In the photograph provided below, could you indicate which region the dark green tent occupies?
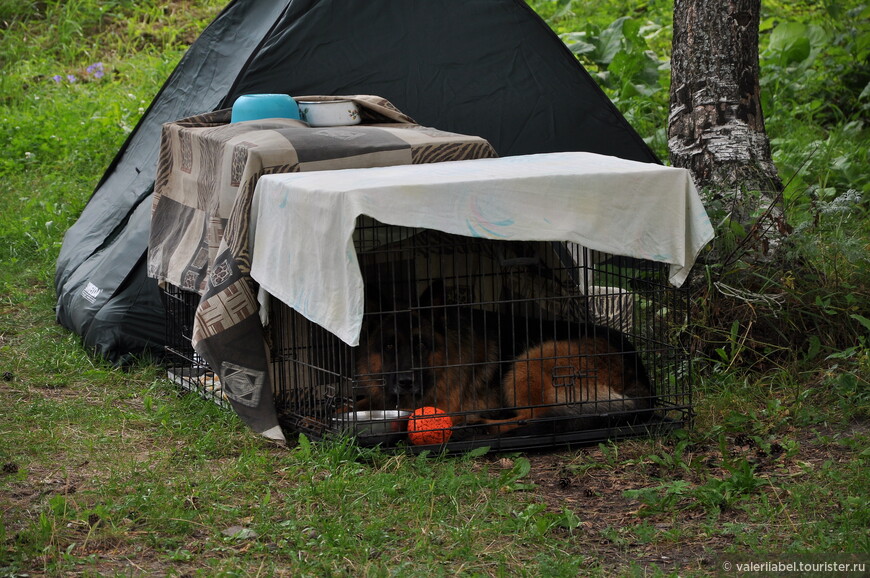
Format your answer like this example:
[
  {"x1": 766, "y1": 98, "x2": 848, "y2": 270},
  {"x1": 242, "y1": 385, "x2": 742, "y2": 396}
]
[{"x1": 55, "y1": 0, "x2": 658, "y2": 364}]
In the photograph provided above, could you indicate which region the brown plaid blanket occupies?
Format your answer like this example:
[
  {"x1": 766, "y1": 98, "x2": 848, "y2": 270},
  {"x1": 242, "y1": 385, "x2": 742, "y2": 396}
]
[{"x1": 148, "y1": 95, "x2": 498, "y2": 441}]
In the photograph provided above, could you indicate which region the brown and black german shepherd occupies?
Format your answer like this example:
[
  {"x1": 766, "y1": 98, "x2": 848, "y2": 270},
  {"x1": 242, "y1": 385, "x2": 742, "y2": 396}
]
[
  {"x1": 353, "y1": 309, "x2": 501, "y2": 426},
  {"x1": 479, "y1": 331, "x2": 654, "y2": 435},
  {"x1": 353, "y1": 276, "x2": 653, "y2": 437}
]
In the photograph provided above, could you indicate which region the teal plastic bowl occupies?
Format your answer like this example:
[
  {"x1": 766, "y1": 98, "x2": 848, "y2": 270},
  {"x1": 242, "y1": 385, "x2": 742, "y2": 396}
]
[{"x1": 231, "y1": 94, "x2": 300, "y2": 123}]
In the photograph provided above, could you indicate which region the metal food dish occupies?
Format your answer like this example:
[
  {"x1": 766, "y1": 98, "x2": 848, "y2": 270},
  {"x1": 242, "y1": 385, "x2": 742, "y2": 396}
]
[{"x1": 330, "y1": 410, "x2": 411, "y2": 446}]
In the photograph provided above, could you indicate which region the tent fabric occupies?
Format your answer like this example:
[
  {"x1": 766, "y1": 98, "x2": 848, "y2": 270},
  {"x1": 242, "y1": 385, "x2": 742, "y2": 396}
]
[
  {"x1": 54, "y1": 0, "x2": 294, "y2": 363},
  {"x1": 55, "y1": 0, "x2": 659, "y2": 364}
]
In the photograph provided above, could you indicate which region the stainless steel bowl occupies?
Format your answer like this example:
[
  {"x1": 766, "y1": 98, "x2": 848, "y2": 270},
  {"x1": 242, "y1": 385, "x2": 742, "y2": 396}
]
[{"x1": 330, "y1": 410, "x2": 411, "y2": 446}]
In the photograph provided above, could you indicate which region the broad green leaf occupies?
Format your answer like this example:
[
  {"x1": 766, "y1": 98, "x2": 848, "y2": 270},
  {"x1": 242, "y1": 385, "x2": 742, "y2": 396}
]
[
  {"x1": 593, "y1": 16, "x2": 629, "y2": 66},
  {"x1": 851, "y1": 314, "x2": 870, "y2": 333},
  {"x1": 768, "y1": 22, "x2": 812, "y2": 65},
  {"x1": 766, "y1": 21, "x2": 829, "y2": 67},
  {"x1": 560, "y1": 32, "x2": 596, "y2": 56}
]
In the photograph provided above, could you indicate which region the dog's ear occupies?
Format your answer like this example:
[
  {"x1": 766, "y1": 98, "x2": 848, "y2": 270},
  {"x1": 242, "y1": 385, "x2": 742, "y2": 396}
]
[
  {"x1": 362, "y1": 278, "x2": 385, "y2": 316},
  {"x1": 416, "y1": 280, "x2": 450, "y2": 332},
  {"x1": 417, "y1": 279, "x2": 446, "y2": 309}
]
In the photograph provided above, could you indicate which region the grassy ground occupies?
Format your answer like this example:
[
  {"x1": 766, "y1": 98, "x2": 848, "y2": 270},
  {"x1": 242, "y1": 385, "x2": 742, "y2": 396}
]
[{"x1": 1, "y1": 1, "x2": 868, "y2": 576}]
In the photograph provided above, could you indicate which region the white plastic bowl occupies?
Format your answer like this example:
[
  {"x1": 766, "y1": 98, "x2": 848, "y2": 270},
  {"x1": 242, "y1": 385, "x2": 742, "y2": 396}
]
[{"x1": 298, "y1": 100, "x2": 361, "y2": 127}]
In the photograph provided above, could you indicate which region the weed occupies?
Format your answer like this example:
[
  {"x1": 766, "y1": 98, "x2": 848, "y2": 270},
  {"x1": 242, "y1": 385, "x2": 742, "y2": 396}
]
[
  {"x1": 643, "y1": 435, "x2": 695, "y2": 475},
  {"x1": 626, "y1": 455, "x2": 768, "y2": 516}
]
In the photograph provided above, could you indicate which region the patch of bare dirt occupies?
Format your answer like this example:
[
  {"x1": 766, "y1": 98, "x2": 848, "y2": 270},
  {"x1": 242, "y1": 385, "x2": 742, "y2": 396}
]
[{"x1": 482, "y1": 420, "x2": 867, "y2": 574}]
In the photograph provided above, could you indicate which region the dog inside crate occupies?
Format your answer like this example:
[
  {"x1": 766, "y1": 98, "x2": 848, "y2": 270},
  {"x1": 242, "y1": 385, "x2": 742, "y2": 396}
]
[{"x1": 343, "y1": 222, "x2": 664, "y2": 444}]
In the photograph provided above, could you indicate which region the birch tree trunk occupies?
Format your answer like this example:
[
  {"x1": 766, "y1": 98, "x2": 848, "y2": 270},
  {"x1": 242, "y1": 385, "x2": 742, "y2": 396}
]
[{"x1": 669, "y1": 0, "x2": 785, "y2": 251}]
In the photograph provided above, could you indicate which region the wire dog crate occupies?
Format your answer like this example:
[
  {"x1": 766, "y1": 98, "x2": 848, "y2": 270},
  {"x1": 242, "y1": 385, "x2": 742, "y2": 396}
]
[
  {"x1": 267, "y1": 217, "x2": 693, "y2": 452},
  {"x1": 161, "y1": 284, "x2": 228, "y2": 408},
  {"x1": 161, "y1": 217, "x2": 693, "y2": 451}
]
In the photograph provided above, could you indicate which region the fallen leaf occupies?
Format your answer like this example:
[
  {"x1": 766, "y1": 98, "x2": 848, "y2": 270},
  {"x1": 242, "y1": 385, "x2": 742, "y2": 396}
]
[{"x1": 222, "y1": 525, "x2": 257, "y2": 539}]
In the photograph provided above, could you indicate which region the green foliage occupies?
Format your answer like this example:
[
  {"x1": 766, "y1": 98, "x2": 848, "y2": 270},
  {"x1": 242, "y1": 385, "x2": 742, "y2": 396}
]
[
  {"x1": 760, "y1": 3, "x2": 870, "y2": 232},
  {"x1": 761, "y1": 4, "x2": 870, "y2": 126},
  {"x1": 558, "y1": 13, "x2": 671, "y2": 159},
  {"x1": 683, "y1": 0, "x2": 869, "y2": 389}
]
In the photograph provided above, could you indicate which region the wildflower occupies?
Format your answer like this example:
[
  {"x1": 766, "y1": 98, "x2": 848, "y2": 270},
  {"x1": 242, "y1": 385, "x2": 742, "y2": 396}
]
[
  {"x1": 24, "y1": 152, "x2": 32, "y2": 159},
  {"x1": 52, "y1": 75, "x2": 63, "y2": 83},
  {"x1": 67, "y1": 74, "x2": 77, "y2": 83},
  {"x1": 86, "y1": 62, "x2": 105, "y2": 79}
]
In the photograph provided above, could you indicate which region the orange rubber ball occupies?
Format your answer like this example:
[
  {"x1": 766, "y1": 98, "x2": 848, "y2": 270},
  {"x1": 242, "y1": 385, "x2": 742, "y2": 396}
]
[{"x1": 407, "y1": 406, "x2": 453, "y2": 445}]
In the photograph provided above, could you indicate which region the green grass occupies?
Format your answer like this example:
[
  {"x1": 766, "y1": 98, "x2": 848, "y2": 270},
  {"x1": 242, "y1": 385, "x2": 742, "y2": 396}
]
[{"x1": 1, "y1": 0, "x2": 869, "y2": 576}]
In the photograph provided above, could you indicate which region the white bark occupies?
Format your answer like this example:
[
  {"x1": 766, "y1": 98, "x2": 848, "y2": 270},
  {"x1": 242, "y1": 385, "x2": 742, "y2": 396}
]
[{"x1": 669, "y1": 0, "x2": 784, "y2": 240}]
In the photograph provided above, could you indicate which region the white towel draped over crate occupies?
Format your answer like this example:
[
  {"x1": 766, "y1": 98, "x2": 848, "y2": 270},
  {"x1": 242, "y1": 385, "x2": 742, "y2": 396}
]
[{"x1": 249, "y1": 151, "x2": 714, "y2": 346}]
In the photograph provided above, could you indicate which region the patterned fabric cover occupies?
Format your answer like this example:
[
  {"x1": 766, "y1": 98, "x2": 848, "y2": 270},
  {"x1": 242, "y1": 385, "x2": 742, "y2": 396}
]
[{"x1": 148, "y1": 95, "x2": 498, "y2": 441}]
